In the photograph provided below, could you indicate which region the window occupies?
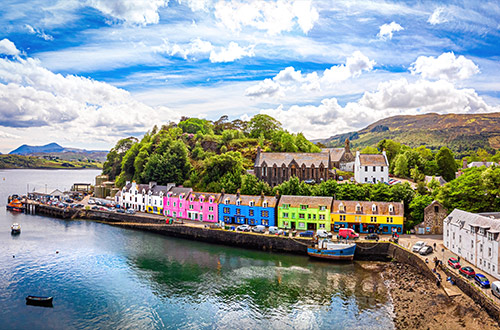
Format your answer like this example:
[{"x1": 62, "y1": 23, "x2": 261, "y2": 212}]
[
  {"x1": 356, "y1": 204, "x2": 361, "y2": 212},
  {"x1": 308, "y1": 214, "x2": 311, "y2": 219},
  {"x1": 319, "y1": 206, "x2": 326, "y2": 211},
  {"x1": 249, "y1": 210, "x2": 254, "y2": 216},
  {"x1": 480, "y1": 244, "x2": 483, "y2": 252},
  {"x1": 364, "y1": 177, "x2": 368, "y2": 182},
  {"x1": 312, "y1": 214, "x2": 316, "y2": 220},
  {"x1": 434, "y1": 205, "x2": 439, "y2": 213},
  {"x1": 225, "y1": 198, "x2": 229, "y2": 204},
  {"x1": 209, "y1": 206, "x2": 213, "y2": 211},
  {"x1": 263, "y1": 167, "x2": 267, "y2": 176},
  {"x1": 453, "y1": 232, "x2": 455, "y2": 240},
  {"x1": 320, "y1": 214, "x2": 325, "y2": 220},
  {"x1": 282, "y1": 204, "x2": 289, "y2": 209},
  {"x1": 388, "y1": 204, "x2": 394, "y2": 213},
  {"x1": 236, "y1": 199, "x2": 241, "y2": 206},
  {"x1": 283, "y1": 212, "x2": 289, "y2": 218},
  {"x1": 261, "y1": 210, "x2": 269, "y2": 217},
  {"x1": 319, "y1": 224, "x2": 325, "y2": 229},
  {"x1": 489, "y1": 247, "x2": 492, "y2": 257},
  {"x1": 173, "y1": 202, "x2": 176, "y2": 207},
  {"x1": 372, "y1": 204, "x2": 377, "y2": 212},
  {"x1": 365, "y1": 166, "x2": 368, "y2": 172},
  {"x1": 373, "y1": 166, "x2": 376, "y2": 171},
  {"x1": 208, "y1": 215, "x2": 214, "y2": 221},
  {"x1": 179, "y1": 212, "x2": 182, "y2": 217},
  {"x1": 299, "y1": 213, "x2": 305, "y2": 219},
  {"x1": 223, "y1": 207, "x2": 230, "y2": 214},
  {"x1": 167, "y1": 201, "x2": 170, "y2": 206},
  {"x1": 263, "y1": 202, "x2": 268, "y2": 208},
  {"x1": 262, "y1": 219, "x2": 268, "y2": 226},
  {"x1": 173, "y1": 211, "x2": 176, "y2": 217},
  {"x1": 249, "y1": 201, "x2": 254, "y2": 207},
  {"x1": 338, "y1": 203, "x2": 344, "y2": 212},
  {"x1": 236, "y1": 208, "x2": 241, "y2": 215},
  {"x1": 224, "y1": 216, "x2": 230, "y2": 221},
  {"x1": 292, "y1": 213, "x2": 296, "y2": 219},
  {"x1": 471, "y1": 240, "x2": 474, "y2": 248},
  {"x1": 380, "y1": 166, "x2": 384, "y2": 172},
  {"x1": 189, "y1": 205, "x2": 194, "y2": 210},
  {"x1": 459, "y1": 235, "x2": 461, "y2": 243},
  {"x1": 447, "y1": 230, "x2": 449, "y2": 237},
  {"x1": 200, "y1": 214, "x2": 203, "y2": 221},
  {"x1": 299, "y1": 222, "x2": 305, "y2": 229},
  {"x1": 370, "y1": 216, "x2": 377, "y2": 223},
  {"x1": 300, "y1": 205, "x2": 308, "y2": 210}
]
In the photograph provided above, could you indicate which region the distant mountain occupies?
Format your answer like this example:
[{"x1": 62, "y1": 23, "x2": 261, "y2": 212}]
[
  {"x1": 315, "y1": 112, "x2": 500, "y2": 154},
  {"x1": 9, "y1": 143, "x2": 108, "y2": 162}
]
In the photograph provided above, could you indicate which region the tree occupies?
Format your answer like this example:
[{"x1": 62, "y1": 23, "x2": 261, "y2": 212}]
[
  {"x1": 197, "y1": 151, "x2": 245, "y2": 193},
  {"x1": 435, "y1": 147, "x2": 457, "y2": 182},
  {"x1": 142, "y1": 140, "x2": 191, "y2": 185},
  {"x1": 240, "y1": 174, "x2": 272, "y2": 195},
  {"x1": 248, "y1": 114, "x2": 282, "y2": 139},
  {"x1": 409, "y1": 194, "x2": 433, "y2": 228},
  {"x1": 178, "y1": 118, "x2": 213, "y2": 135},
  {"x1": 393, "y1": 154, "x2": 409, "y2": 177},
  {"x1": 102, "y1": 137, "x2": 138, "y2": 180},
  {"x1": 360, "y1": 146, "x2": 379, "y2": 154},
  {"x1": 377, "y1": 139, "x2": 401, "y2": 165}
]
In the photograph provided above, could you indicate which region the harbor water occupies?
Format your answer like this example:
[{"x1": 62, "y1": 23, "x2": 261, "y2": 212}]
[{"x1": 0, "y1": 169, "x2": 395, "y2": 329}]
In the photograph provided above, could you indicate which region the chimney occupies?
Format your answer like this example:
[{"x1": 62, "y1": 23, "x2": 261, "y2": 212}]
[
  {"x1": 149, "y1": 181, "x2": 157, "y2": 189},
  {"x1": 344, "y1": 138, "x2": 350, "y2": 153},
  {"x1": 220, "y1": 188, "x2": 225, "y2": 198},
  {"x1": 463, "y1": 158, "x2": 468, "y2": 169},
  {"x1": 275, "y1": 189, "x2": 280, "y2": 200},
  {"x1": 236, "y1": 189, "x2": 240, "y2": 198}
]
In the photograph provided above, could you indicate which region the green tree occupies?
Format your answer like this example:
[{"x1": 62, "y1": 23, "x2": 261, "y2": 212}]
[
  {"x1": 198, "y1": 151, "x2": 245, "y2": 193},
  {"x1": 360, "y1": 146, "x2": 379, "y2": 154},
  {"x1": 435, "y1": 147, "x2": 457, "y2": 181},
  {"x1": 248, "y1": 114, "x2": 282, "y2": 139},
  {"x1": 393, "y1": 154, "x2": 409, "y2": 177},
  {"x1": 377, "y1": 139, "x2": 401, "y2": 166},
  {"x1": 409, "y1": 194, "x2": 433, "y2": 228},
  {"x1": 178, "y1": 118, "x2": 213, "y2": 135},
  {"x1": 102, "y1": 137, "x2": 138, "y2": 180},
  {"x1": 240, "y1": 174, "x2": 272, "y2": 195}
]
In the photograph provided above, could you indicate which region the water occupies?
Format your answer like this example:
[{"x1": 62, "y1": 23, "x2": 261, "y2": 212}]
[{"x1": 0, "y1": 169, "x2": 394, "y2": 329}]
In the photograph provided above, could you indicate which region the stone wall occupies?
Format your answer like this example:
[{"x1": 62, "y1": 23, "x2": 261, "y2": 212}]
[{"x1": 421, "y1": 201, "x2": 448, "y2": 235}]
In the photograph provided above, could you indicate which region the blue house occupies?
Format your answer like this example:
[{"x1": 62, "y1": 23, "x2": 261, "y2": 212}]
[{"x1": 218, "y1": 192, "x2": 278, "y2": 227}]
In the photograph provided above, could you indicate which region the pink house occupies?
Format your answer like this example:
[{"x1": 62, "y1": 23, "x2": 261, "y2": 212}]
[
  {"x1": 185, "y1": 192, "x2": 221, "y2": 223},
  {"x1": 163, "y1": 187, "x2": 193, "y2": 219}
]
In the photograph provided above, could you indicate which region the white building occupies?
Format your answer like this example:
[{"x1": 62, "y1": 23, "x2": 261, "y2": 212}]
[
  {"x1": 354, "y1": 151, "x2": 389, "y2": 184},
  {"x1": 444, "y1": 209, "x2": 500, "y2": 278},
  {"x1": 115, "y1": 181, "x2": 174, "y2": 212}
]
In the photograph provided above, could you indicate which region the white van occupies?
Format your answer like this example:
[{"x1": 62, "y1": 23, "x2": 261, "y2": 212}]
[
  {"x1": 412, "y1": 241, "x2": 425, "y2": 253},
  {"x1": 492, "y1": 281, "x2": 500, "y2": 299}
]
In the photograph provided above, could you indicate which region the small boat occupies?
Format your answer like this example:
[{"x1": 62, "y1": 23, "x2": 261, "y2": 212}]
[
  {"x1": 11, "y1": 223, "x2": 21, "y2": 235},
  {"x1": 26, "y1": 296, "x2": 53, "y2": 307},
  {"x1": 307, "y1": 239, "x2": 356, "y2": 261},
  {"x1": 6, "y1": 199, "x2": 25, "y2": 212}
]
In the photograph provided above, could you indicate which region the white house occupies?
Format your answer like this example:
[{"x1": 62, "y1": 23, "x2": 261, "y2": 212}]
[
  {"x1": 444, "y1": 209, "x2": 500, "y2": 278},
  {"x1": 146, "y1": 182, "x2": 175, "y2": 215},
  {"x1": 354, "y1": 151, "x2": 389, "y2": 184},
  {"x1": 116, "y1": 181, "x2": 175, "y2": 213}
]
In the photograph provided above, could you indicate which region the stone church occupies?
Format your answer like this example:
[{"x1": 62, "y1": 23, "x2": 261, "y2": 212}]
[{"x1": 254, "y1": 139, "x2": 354, "y2": 187}]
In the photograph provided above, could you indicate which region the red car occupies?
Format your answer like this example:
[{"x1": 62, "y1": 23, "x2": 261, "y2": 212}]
[
  {"x1": 459, "y1": 266, "x2": 475, "y2": 278},
  {"x1": 448, "y1": 257, "x2": 461, "y2": 269}
]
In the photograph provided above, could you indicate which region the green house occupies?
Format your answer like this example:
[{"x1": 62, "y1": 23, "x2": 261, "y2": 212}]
[{"x1": 277, "y1": 195, "x2": 333, "y2": 231}]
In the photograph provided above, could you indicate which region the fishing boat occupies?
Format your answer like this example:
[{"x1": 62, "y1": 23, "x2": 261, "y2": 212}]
[
  {"x1": 11, "y1": 223, "x2": 21, "y2": 235},
  {"x1": 307, "y1": 239, "x2": 356, "y2": 261},
  {"x1": 6, "y1": 198, "x2": 24, "y2": 212},
  {"x1": 26, "y1": 296, "x2": 53, "y2": 307}
]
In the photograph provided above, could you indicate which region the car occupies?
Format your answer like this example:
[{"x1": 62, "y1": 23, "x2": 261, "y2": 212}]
[
  {"x1": 237, "y1": 225, "x2": 251, "y2": 232},
  {"x1": 418, "y1": 245, "x2": 433, "y2": 256},
  {"x1": 412, "y1": 241, "x2": 426, "y2": 253},
  {"x1": 338, "y1": 228, "x2": 359, "y2": 240},
  {"x1": 474, "y1": 274, "x2": 490, "y2": 288},
  {"x1": 365, "y1": 233, "x2": 380, "y2": 241},
  {"x1": 88, "y1": 199, "x2": 95, "y2": 205},
  {"x1": 116, "y1": 208, "x2": 125, "y2": 213},
  {"x1": 448, "y1": 257, "x2": 461, "y2": 269},
  {"x1": 459, "y1": 266, "x2": 476, "y2": 278},
  {"x1": 125, "y1": 209, "x2": 135, "y2": 214},
  {"x1": 316, "y1": 229, "x2": 332, "y2": 238},
  {"x1": 251, "y1": 225, "x2": 266, "y2": 233},
  {"x1": 299, "y1": 230, "x2": 315, "y2": 237},
  {"x1": 268, "y1": 226, "x2": 284, "y2": 235},
  {"x1": 91, "y1": 206, "x2": 99, "y2": 210},
  {"x1": 304, "y1": 179, "x2": 315, "y2": 184}
]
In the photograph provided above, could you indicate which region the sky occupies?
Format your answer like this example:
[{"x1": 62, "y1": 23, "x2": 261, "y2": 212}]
[{"x1": 0, "y1": 0, "x2": 500, "y2": 153}]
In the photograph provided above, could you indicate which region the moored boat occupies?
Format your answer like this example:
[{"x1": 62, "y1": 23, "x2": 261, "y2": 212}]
[
  {"x1": 26, "y1": 296, "x2": 53, "y2": 307},
  {"x1": 307, "y1": 239, "x2": 356, "y2": 261},
  {"x1": 6, "y1": 198, "x2": 25, "y2": 212},
  {"x1": 11, "y1": 223, "x2": 21, "y2": 235}
]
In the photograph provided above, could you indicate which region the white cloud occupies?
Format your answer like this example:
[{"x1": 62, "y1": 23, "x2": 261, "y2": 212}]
[
  {"x1": 87, "y1": 0, "x2": 169, "y2": 26},
  {"x1": 427, "y1": 7, "x2": 448, "y2": 25},
  {"x1": 214, "y1": 0, "x2": 318, "y2": 35},
  {"x1": 377, "y1": 21, "x2": 404, "y2": 40},
  {"x1": 410, "y1": 52, "x2": 479, "y2": 81},
  {"x1": 0, "y1": 130, "x2": 20, "y2": 139},
  {"x1": 209, "y1": 42, "x2": 254, "y2": 63},
  {"x1": 25, "y1": 24, "x2": 54, "y2": 41},
  {"x1": 0, "y1": 39, "x2": 20, "y2": 56},
  {"x1": 159, "y1": 38, "x2": 214, "y2": 59},
  {"x1": 261, "y1": 78, "x2": 499, "y2": 140},
  {"x1": 0, "y1": 44, "x2": 180, "y2": 143},
  {"x1": 245, "y1": 51, "x2": 374, "y2": 99}
]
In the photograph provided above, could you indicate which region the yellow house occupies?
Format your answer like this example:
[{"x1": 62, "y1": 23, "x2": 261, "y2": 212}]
[{"x1": 331, "y1": 200, "x2": 404, "y2": 234}]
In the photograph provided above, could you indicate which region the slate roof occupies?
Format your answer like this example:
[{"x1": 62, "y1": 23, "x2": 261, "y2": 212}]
[
  {"x1": 189, "y1": 192, "x2": 221, "y2": 203},
  {"x1": 167, "y1": 187, "x2": 193, "y2": 198},
  {"x1": 256, "y1": 151, "x2": 330, "y2": 167},
  {"x1": 468, "y1": 162, "x2": 498, "y2": 168},
  {"x1": 424, "y1": 176, "x2": 447, "y2": 185},
  {"x1": 332, "y1": 200, "x2": 404, "y2": 216},
  {"x1": 358, "y1": 154, "x2": 388, "y2": 167},
  {"x1": 278, "y1": 195, "x2": 333, "y2": 209},
  {"x1": 447, "y1": 209, "x2": 500, "y2": 241},
  {"x1": 220, "y1": 194, "x2": 278, "y2": 207}
]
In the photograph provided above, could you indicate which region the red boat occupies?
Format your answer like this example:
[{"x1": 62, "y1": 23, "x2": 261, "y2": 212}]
[{"x1": 6, "y1": 199, "x2": 24, "y2": 212}]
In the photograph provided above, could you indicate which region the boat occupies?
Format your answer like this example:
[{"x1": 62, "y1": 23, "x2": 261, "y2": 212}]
[
  {"x1": 307, "y1": 239, "x2": 356, "y2": 261},
  {"x1": 26, "y1": 296, "x2": 53, "y2": 307},
  {"x1": 6, "y1": 198, "x2": 25, "y2": 212},
  {"x1": 11, "y1": 223, "x2": 21, "y2": 235}
]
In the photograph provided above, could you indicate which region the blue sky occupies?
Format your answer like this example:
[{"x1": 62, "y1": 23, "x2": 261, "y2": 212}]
[{"x1": 0, "y1": 0, "x2": 499, "y2": 152}]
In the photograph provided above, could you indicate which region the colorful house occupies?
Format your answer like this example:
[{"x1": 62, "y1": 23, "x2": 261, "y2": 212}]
[
  {"x1": 163, "y1": 187, "x2": 193, "y2": 219},
  {"x1": 277, "y1": 195, "x2": 333, "y2": 231},
  {"x1": 331, "y1": 200, "x2": 404, "y2": 234},
  {"x1": 185, "y1": 192, "x2": 221, "y2": 223},
  {"x1": 218, "y1": 192, "x2": 278, "y2": 227}
]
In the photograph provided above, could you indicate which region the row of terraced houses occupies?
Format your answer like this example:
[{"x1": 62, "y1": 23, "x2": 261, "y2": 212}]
[{"x1": 115, "y1": 181, "x2": 404, "y2": 234}]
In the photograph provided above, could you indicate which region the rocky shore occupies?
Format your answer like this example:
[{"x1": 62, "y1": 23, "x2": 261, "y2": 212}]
[{"x1": 383, "y1": 262, "x2": 498, "y2": 329}]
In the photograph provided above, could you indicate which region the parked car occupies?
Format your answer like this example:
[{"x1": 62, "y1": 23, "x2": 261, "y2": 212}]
[
  {"x1": 316, "y1": 229, "x2": 332, "y2": 238},
  {"x1": 459, "y1": 266, "x2": 476, "y2": 278},
  {"x1": 299, "y1": 230, "x2": 315, "y2": 237},
  {"x1": 447, "y1": 257, "x2": 461, "y2": 269},
  {"x1": 268, "y1": 226, "x2": 283, "y2": 235},
  {"x1": 116, "y1": 208, "x2": 125, "y2": 213},
  {"x1": 418, "y1": 245, "x2": 433, "y2": 256},
  {"x1": 237, "y1": 224, "x2": 251, "y2": 232},
  {"x1": 365, "y1": 233, "x2": 379, "y2": 241},
  {"x1": 338, "y1": 176, "x2": 344, "y2": 181},
  {"x1": 304, "y1": 179, "x2": 315, "y2": 184},
  {"x1": 492, "y1": 281, "x2": 500, "y2": 299},
  {"x1": 338, "y1": 228, "x2": 359, "y2": 240},
  {"x1": 88, "y1": 199, "x2": 95, "y2": 205},
  {"x1": 474, "y1": 274, "x2": 490, "y2": 288},
  {"x1": 251, "y1": 225, "x2": 266, "y2": 233},
  {"x1": 125, "y1": 209, "x2": 135, "y2": 214},
  {"x1": 412, "y1": 241, "x2": 426, "y2": 253},
  {"x1": 91, "y1": 206, "x2": 99, "y2": 210}
]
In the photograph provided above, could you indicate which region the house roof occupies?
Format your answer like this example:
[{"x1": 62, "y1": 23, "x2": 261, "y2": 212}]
[
  {"x1": 332, "y1": 200, "x2": 404, "y2": 216},
  {"x1": 189, "y1": 192, "x2": 221, "y2": 203},
  {"x1": 220, "y1": 194, "x2": 278, "y2": 207},
  {"x1": 322, "y1": 148, "x2": 345, "y2": 162},
  {"x1": 424, "y1": 200, "x2": 447, "y2": 213},
  {"x1": 257, "y1": 151, "x2": 330, "y2": 167},
  {"x1": 447, "y1": 209, "x2": 500, "y2": 241},
  {"x1": 168, "y1": 187, "x2": 193, "y2": 198},
  {"x1": 358, "y1": 154, "x2": 388, "y2": 167},
  {"x1": 424, "y1": 176, "x2": 447, "y2": 185},
  {"x1": 278, "y1": 195, "x2": 333, "y2": 209},
  {"x1": 468, "y1": 162, "x2": 498, "y2": 168}
]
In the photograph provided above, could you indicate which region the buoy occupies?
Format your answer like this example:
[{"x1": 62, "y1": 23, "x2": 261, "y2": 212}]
[
  {"x1": 56, "y1": 251, "x2": 59, "y2": 254},
  {"x1": 13, "y1": 255, "x2": 15, "y2": 258}
]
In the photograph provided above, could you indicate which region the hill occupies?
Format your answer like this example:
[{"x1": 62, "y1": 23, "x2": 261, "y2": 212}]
[
  {"x1": 9, "y1": 143, "x2": 108, "y2": 162},
  {"x1": 0, "y1": 154, "x2": 102, "y2": 169},
  {"x1": 315, "y1": 112, "x2": 500, "y2": 153}
]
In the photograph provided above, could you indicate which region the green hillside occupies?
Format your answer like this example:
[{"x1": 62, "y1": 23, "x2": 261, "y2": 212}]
[
  {"x1": 0, "y1": 154, "x2": 102, "y2": 169},
  {"x1": 316, "y1": 112, "x2": 500, "y2": 155}
]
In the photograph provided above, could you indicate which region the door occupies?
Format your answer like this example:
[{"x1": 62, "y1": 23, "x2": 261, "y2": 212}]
[
  {"x1": 291, "y1": 222, "x2": 296, "y2": 230},
  {"x1": 307, "y1": 223, "x2": 317, "y2": 231}
]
